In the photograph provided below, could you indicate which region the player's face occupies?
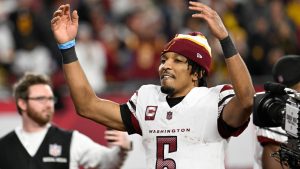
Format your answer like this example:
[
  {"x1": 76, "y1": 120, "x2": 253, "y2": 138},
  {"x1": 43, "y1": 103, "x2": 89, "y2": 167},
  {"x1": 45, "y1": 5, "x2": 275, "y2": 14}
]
[
  {"x1": 159, "y1": 52, "x2": 197, "y2": 97},
  {"x1": 25, "y1": 84, "x2": 55, "y2": 126}
]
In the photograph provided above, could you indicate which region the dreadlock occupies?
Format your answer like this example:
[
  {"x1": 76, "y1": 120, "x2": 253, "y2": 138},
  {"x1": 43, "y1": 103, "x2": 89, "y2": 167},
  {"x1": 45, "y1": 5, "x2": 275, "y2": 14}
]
[{"x1": 187, "y1": 59, "x2": 207, "y2": 87}]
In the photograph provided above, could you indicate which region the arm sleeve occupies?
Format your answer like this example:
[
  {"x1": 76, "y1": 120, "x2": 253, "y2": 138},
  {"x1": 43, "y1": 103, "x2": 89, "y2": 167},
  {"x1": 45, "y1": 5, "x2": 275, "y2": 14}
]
[
  {"x1": 217, "y1": 110, "x2": 250, "y2": 139},
  {"x1": 70, "y1": 131, "x2": 128, "y2": 169},
  {"x1": 256, "y1": 127, "x2": 287, "y2": 146},
  {"x1": 217, "y1": 85, "x2": 250, "y2": 139},
  {"x1": 120, "y1": 90, "x2": 142, "y2": 135}
]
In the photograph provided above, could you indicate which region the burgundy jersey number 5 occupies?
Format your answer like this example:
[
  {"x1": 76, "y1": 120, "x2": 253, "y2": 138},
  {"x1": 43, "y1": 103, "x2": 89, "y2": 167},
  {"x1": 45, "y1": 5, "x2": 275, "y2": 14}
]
[{"x1": 156, "y1": 136, "x2": 177, "y2": 169}]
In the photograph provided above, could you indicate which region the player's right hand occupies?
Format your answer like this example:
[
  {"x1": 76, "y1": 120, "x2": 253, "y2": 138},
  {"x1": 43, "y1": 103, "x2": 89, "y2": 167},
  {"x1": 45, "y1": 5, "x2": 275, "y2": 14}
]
[{"x1": 51, "y1": 4, "x2": 79, "y2": 44}]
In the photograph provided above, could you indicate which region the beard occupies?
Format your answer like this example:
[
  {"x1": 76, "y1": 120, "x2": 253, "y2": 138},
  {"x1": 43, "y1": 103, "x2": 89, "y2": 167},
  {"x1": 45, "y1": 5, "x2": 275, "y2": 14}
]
[
  {"x1": 161, "y1": 86, "x2": 175, "y2": 96},
  {"x1": 27, "y1": 107, "x2": 53, "y2": 126}
]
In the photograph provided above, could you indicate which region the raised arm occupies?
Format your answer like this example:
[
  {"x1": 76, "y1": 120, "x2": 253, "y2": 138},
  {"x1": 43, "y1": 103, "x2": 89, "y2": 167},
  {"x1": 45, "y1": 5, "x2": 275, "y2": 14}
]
[
  {"x1": 51, "y1": 4, "x2": 125, "y2": 130},
  {"x1": 189, "y1": 1, "x2": 255, "y2": 127}
]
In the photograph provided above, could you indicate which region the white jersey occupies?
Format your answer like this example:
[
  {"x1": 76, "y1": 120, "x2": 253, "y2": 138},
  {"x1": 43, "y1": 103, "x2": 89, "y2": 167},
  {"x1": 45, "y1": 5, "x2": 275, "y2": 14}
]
[
  {"x1": 253, "y1": 127, "x2": 287, "y2": 169},
  {"x1": 125, "y1": 84, "x2": 235, "y2": 169},
  {"x1": 256, "y1": 127, "x2": 287, "y2": 143}
]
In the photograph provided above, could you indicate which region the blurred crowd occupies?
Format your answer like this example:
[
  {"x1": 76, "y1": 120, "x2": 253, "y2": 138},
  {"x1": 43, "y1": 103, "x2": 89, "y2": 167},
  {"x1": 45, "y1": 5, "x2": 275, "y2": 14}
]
[{"x1": 0, "y1": 0, "x2": 300, "y2": 103}]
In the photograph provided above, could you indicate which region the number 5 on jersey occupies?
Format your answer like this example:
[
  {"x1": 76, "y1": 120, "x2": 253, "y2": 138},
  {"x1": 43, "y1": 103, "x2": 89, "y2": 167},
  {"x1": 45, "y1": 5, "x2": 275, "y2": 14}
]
[{"x1": 156, "y1": 136, "x2": 177, "y2": 169}]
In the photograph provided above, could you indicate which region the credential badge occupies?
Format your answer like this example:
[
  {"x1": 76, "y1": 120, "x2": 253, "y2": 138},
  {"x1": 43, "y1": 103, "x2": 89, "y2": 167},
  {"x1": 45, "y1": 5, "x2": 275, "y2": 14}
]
[{"x1": 49, "y1": 144, "x2": 62, "y2": 157}]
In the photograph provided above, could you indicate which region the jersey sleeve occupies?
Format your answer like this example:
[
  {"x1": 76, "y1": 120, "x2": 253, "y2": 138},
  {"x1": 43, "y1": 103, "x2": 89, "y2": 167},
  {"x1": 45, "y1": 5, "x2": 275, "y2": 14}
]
[
  {"x1": 217, "y1": 85, "x2": 250, "y2": 139},
  {"x1": 70, "y1": 131, "x2": 127, "y2": 169},
  {"x1": 217, "y1": 110, "x2": 250, "y2": 139},
  {"x1": 120, "y1": 90, "x2": 142, "y2": 135},
  {"x1": 256, "y1": 127, "x2": 287, "y2": 146}
]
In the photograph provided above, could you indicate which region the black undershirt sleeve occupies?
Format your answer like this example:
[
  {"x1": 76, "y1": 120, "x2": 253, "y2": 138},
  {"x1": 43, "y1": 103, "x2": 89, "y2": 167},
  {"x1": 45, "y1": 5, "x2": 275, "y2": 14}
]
[
  {"x1": 120, "y1": 104, "x2": 136, "y2": 134},
  {"x1": 217, "y1": 109, "x2": 250, "y2": 139}
]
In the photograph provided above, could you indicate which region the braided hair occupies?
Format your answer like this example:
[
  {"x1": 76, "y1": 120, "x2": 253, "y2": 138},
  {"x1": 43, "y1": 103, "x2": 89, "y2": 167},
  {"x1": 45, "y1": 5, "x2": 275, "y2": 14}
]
[{"x1": 187, "y1": 59, "x2": 207, "y2": 87}]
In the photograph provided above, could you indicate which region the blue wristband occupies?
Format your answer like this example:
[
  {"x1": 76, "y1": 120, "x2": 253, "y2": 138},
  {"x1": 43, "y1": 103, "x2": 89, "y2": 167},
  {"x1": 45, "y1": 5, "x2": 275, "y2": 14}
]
[{"x1": 58, "y1": 39, "x2": 76, "y2": 49}]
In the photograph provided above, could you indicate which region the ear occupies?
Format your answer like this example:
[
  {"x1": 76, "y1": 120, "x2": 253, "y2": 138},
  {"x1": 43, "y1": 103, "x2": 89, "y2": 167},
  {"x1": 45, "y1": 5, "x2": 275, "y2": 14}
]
[
  {"x1": 17, "y1": 99, "x2": 27, "y2": 112},
  {"x1": 192, "y1": 71, "x2": 203, "y2": 82}
]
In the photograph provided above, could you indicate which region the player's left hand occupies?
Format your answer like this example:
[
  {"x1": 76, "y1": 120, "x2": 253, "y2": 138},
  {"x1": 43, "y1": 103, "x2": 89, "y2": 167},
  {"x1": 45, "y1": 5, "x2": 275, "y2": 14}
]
[
  {"x1": 104, "y1": 130, "x2": 132, "y2": 151},
  {"x1": 51, "y1": 4, "x2": 79, "y2": 44},
  {"x1": 188, "y1": 1, "x2": 228, "y2": 40}
]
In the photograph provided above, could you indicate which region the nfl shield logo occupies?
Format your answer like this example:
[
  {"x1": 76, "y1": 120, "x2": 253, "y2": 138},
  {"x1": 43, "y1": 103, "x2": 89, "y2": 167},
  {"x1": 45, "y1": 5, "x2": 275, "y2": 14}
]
[
  {"x1": 166, "y1": 111, "x2": 173, "y2": 120},
  {"x1": 49, "y1": 144, "x2": 62, "y2": 157}
]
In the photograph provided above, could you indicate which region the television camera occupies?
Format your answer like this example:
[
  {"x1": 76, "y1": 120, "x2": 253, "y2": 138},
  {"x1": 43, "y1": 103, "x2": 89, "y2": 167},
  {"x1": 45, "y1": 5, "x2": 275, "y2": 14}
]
[{"x1": 253, "y1": 82, "x2": 300, "y2": 169}]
